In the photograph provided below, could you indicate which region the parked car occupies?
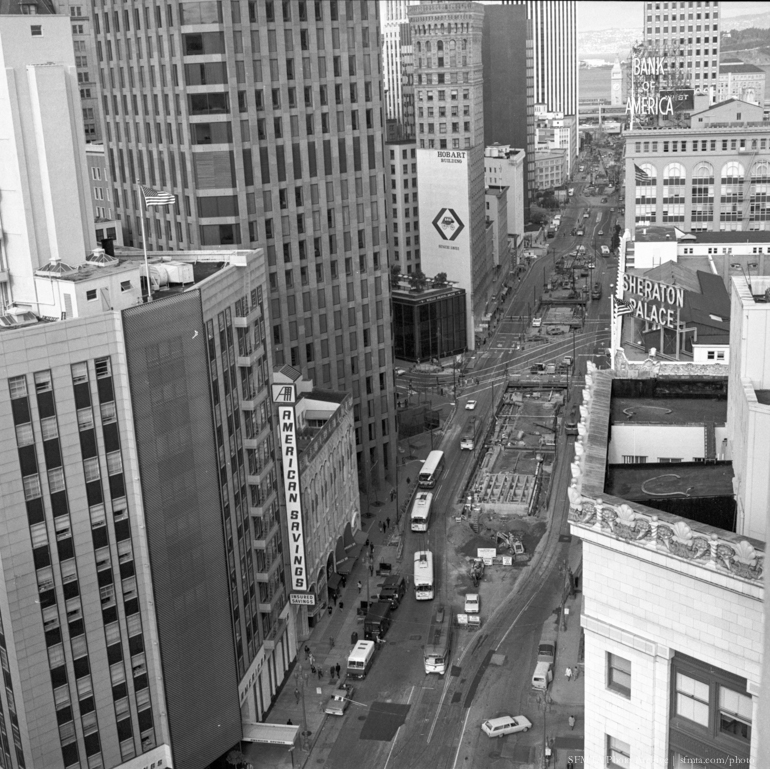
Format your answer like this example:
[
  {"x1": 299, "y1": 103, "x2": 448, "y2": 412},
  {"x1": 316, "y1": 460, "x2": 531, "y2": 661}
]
[
  {"x1": 601, "y1": 197, "x2": 608, "y2": 203},
  {"x1": 577, "y1": 229, "x2": 584, "y2": 236},
  {"x1": 598, "y1": 229, "x2": 604, "y2": 236},
  {"x1": 464, "y1": 593, "x2": 480, "y2": 613},
  {"x1": 465, "y1": 400, "x2": 477, "y2": 410},
  {"x1": 396, "y1": 368, "x2": 407, "y2": 376},
  {"x1": 481, "y1": 715, "x2": 532, "y2": 738},
  {"x1": 529, "y1": 363, "x2": 545, "y2": 375},
  {"x1": 325, "y1": 683, "x2": 355, "y2": 716}
]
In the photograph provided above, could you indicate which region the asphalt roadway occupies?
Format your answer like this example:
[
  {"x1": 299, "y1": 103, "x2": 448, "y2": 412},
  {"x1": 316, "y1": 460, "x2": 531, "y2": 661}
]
[{"x1": 250, "y1": 169, "x2": 621, "y2": 769}]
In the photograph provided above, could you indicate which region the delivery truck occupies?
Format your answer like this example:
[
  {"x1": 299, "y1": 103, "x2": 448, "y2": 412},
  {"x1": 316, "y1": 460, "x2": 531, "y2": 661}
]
[
  {"x1": 460, "y1": 417, "x2": 479, "y2": 451},
  {"x1": 532, "y1": 621, "x2": 558, "y2": 690}
]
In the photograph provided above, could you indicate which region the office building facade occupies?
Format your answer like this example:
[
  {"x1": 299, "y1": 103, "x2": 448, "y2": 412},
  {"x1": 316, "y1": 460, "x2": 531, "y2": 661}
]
[
  {"x1": 93, "y1": 0, "x2": 396, "y2": 487},
  {"x1": 504, "y1": 0, "x2": 578, "y2": 118},
  {"x1": 410, "y1": 1, "x2": 492, "y2": 349},
  {"x1": 484, "y1": 145, "x2": 525, "y2": 242},
  {"x1": 482, "y1": 4, "x2": 535, "y2": 215},
  {"x1": 642, "y1": 0, "x2": 721, "y2": 98},
  {"x1": 717, "y1": 61, "x2": 765, "y2": 106},
  {"x1": 625, "y1": 124, "x2": 770, "y2": 235},
  {"x1": 381, "y1": 0, "x2": 417, "y2": 139},
  {"x1": 385, "y1": 139, "x2": 421, "y2": 273}
]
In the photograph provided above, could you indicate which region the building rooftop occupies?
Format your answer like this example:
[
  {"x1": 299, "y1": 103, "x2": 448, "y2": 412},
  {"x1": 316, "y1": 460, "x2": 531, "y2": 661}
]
[
  {"x1": 684, "y1": 231, "x2": 770, "y2": 245},
  {"x1": 756, "y1": 391, "x2": 770, "y2": 406},
  {"x1": 610, "y1": 396, "x2": 727, "y2": 425},
  {"x1": 633, "y1": 226, "x2": 678, "y2": 243},
  {"x1": 605, "y1": 462, "x2": 734, "y2": 500},
  {"x1": 719, "y1": 61, "x2": 765, "y2": 74},
  {"x1": 485, "y1": 186, "x2": 507, "y2": 199},
  {"x1": 0, "y1": 0, "x2": 55, "y2": 12},
  {"x1": 626, "y1": 122, "x2": 770, "y2": 136}
]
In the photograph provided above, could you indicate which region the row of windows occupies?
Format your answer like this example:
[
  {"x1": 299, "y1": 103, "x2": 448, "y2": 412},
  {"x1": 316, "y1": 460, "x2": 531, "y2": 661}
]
[{"x1": 634, "y1": 137, "x2": 769, "y2": 154}]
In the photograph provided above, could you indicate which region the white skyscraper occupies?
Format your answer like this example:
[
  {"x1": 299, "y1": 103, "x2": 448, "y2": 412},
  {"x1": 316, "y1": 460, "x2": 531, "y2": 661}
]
[
  {"x1": 505, "y1": 0, "x2": 578, "y2": 118},
  {"x1": 381, "y1": 0, "x2": 419, "y2": 132}
]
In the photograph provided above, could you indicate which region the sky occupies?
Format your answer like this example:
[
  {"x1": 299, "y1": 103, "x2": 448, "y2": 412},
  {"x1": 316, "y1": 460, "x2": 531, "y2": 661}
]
[{"x1": 578, "y1": 0, "x2": 765, "y2": 32}]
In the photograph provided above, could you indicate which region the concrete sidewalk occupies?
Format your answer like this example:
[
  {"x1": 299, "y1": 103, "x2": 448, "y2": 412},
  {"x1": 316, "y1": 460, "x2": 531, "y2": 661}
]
[{"x1": 244, "y1": 430, "x2": 439, "y2": 768}]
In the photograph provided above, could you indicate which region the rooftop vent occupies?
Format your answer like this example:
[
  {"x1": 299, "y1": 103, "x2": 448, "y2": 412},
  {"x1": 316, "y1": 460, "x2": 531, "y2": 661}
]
[
  {"x1": 86, "y1": 247, "x2": 118, "y2": 267},
  {"x1": 35, "y1": 253, "x2": 77, "y2": 278}
]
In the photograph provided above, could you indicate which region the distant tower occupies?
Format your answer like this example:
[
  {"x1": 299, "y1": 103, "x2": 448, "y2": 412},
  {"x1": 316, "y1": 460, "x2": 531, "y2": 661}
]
[{"x1": 611, "y1": 56, "x2": 623, "y2": 106}]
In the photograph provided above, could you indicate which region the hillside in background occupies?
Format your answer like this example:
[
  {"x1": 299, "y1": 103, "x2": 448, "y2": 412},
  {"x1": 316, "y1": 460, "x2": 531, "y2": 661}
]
[
  {"x1": 722, "y1": 26, "x2": 770, "y2": 64},
  {"x1": 579, "y1": 9, "x2": 770, "y2": 60}
]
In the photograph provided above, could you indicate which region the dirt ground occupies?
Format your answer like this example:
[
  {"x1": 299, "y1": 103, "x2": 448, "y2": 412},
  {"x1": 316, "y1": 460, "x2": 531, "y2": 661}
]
[{"x1": 446, "y1": 513, "x2": 548, "y2": 603}]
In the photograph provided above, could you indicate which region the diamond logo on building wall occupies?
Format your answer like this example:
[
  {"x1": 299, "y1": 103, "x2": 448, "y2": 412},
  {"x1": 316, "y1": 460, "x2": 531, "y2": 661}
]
[{"x1": 432, "y1": 208, "x2": 465, "y2": 241}]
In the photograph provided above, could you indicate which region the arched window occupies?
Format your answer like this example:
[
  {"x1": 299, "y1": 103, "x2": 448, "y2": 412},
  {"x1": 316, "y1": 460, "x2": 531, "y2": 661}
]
[
  {"x1": 416, "y1": 41, "x2": 421, "y2": 53},
  {"x1": 449, "y1": 40, "x2": 456, "y2": 51},
  {"x1": 637, "y1": 162, "x2": 657, "y2": 185},
  {"x1": 721, "y1": 161, "x2": 745, "y2": 185},
  {"x1": 437, "y1": 41, "x2": 443, "y2": 52},
  {"x1": 692, "y1": 161, "x2": 714, "y2": 182},
  {"x1": 425, "y1": 40, "x2": 431, "y2": 53},
  {"x1": 663, "y1": 162, "x2": 685, "y2": 185},
  {"x1": 751, "y1": 161, "x2": 770, "y2": 184},
  {"x1": 462, "y1": 39, "x2": 467, "y2": 50}
]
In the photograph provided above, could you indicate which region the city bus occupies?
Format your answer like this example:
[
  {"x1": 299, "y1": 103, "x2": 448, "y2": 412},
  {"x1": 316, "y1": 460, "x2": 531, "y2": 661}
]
[
  {"x1": 414, "y1": 551, "x2": 435, "y2": 600},
  {"x1": 418, "y1": 451, "x2": 445, "y2": 489},
  {"x1": 424, "y1": 606, "x2": 452, "y2": 674},
  {"x1": 410, "y1": 491, "x2": 434, "y2": 532}
]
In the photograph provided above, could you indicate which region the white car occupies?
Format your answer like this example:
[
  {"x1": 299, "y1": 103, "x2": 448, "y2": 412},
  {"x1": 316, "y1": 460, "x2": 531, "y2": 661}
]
[
  {"x1": 324, "y1": 683, "x2": 355, "y2": 716},
  {"x1": 396, "y1": 368, "x2": 407, "y2": 376},
  {"x1": 598, "y1": 229, "x2": 604, "y2": 236},
  {"x1": 481, "y1": 715, "x2": 532, "y2": 738},
  {"x1": 465, "y1": 400, "x2": 477, "y2": 410},
  {"x1": 464, "y1": 593, "x2": 480, "y2": 613}
]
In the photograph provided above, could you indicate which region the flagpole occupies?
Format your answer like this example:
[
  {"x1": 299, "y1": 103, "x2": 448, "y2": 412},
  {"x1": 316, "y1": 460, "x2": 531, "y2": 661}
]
[{"x1": 137, "y1": 180, "x2": 152, "y2": 302}]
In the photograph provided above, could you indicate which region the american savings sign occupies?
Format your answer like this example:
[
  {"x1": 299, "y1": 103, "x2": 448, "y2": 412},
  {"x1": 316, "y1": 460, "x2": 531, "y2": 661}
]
[
  {"x1": 272, "y1": 384, "x2": 308, "y2": 592},
  {"x1": 622, "y1": 274, "x2": 684, "y2": 330}
]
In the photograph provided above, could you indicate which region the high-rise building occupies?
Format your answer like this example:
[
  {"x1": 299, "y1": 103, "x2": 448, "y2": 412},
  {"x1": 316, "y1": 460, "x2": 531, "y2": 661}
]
[
  {"x1": 381, "y1": 0, "x2": 418, "y2": 139},
  {"x1": 385, "y1": 139, "x2": 421, "y2": 273},
  {"x1": 0, "y1": 1, "x2": 102, "y2": 143},
  {"x1": 534, "y1": 106, "x2": 577, "y2": 175},
  {"x1": 504, "y1": 1, "x2": 578, "y2": 119},
  {"x1": 482, "y1": 3, "x2": 535, "y2": 217},
  {"x1": 93, "y1": 0, "x2": 396, "y2": 487},
  {"x1": 611, "y1": 57, "x2": 623, "y2": 107},
  {"x1": 0, "y1": 13, "x2": 96, "y2": 313},
  {"x1": 410, "y1": 1, "x2": 493, "y2": 349},
  {"x1": 484, "y1": 145, "x2": 525, "y2": 242},
  {"x1": 642, "y1": 0, "x2": 721, "y2": 99}
]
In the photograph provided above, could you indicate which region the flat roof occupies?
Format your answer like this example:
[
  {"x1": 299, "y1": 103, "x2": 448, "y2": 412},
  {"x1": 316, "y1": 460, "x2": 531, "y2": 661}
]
[
  {"x1": 756, "y1": 391, "x2": 770, "y2": 406},
  {"x1": 606, "y1": 463, "x2": 734, "y2": 500},
  {"x1": 611, "y1": 397, "x2": 727, "y2": 425},
  {"x1": 686, "y1": 231, "x2": 770, "y2": 245},
  {"x1": 633, "y1": 226, "x2": 678, "y2": 243}
]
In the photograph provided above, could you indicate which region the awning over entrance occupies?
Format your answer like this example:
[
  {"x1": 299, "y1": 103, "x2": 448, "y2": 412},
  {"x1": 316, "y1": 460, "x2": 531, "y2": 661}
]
[
  {"x1": 337, "y1": 542, "x2": 363, "y2": 575},
  {"x1": 241, "y1": 722, "x2": 297, "y2": 745},
  {"x1": 327, "y1": 573, "x2": 342, "y2": 592}
]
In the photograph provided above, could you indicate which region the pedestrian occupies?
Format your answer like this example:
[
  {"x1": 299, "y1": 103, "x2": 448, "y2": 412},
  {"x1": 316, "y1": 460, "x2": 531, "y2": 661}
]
[
  {"x1": 329, "y1": 636, "x2": 335, "y2": 649},
  {"x1": 335, "y1": 663, "x2": 341, "y2": 678},
  {"x1": 341, "y1": 575, "x2": 347, "y2": 588},
  {"x1": 386, "y1": 517, "x2": 390, "y2": 530},
  {"x1": 304, "y1": 645, "x2": 310, "y2": 660},
  {"x1": 369, "y1": 562, "x2": 374, "y2": 576},
  {"x1": 568, "y1": 714, "x2": 576, "y2": 731},
  {"x1": 328, "y1": 605, "x2": 333, "y2": 616},
  {"x1": 310, "y1": 664, "x2": 316, "y2": 675},
  {"x1": 330, "y1": 665, "x2": 335, "y2": 679},
  {"x1": 339, "y1": 601, "x2": 344, "y2": 611},
  {"x1": 309, "y1": 653, "x2": 315, "y2": 666},
  {"x1": 567, "y1": 761, "x2": 574, "y2": 769},
  {"x1": 333, "y1": 591, "x2": 338, "y2": 607},
  {"x1": 406, "y1": 477, "x2": 411, "y2": 486},
  {"x1": 294, "y1": 688, "x2": 300, "y2": 704},
  {"x1": 565, "y1": 666, "x2": 573, "y2": 682},
  {"x1": 369, "y1": 542, "x2": 374, "y2": 555},
  {"x1": 317, "y1": 667, "x2": 323, "y2": 680},
  {"x1": 357, "y1": 580, "x2": 362, "y2": 594},
  {"x1": 287, "y1": 719, "x2": 293, "y2": 725}
]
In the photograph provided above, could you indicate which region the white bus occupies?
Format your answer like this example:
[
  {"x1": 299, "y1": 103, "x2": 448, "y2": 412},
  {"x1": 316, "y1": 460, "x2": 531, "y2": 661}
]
[
  {"x1": 424, "y1": 606, "x2": 452, "y2": 674},
  {"x1": 410, "y1": 492, "x2": 433, "y2": 532},
  {"x1": 418, "y1": 450, "x2": 445, "y2": 489},
  {"x1": 414, "y1": 551, "x2": 434, "y2": 600}
]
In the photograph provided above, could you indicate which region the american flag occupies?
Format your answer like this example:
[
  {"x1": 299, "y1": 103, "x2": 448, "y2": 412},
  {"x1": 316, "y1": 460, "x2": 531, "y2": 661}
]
[
  {"x1": 634, "y1": 164, "x2": 650, "y2": 183},
  {"x1": 139, "y1": 184, "x2": 175, "y2": 207},
  {"x1": 613, "y1": 296, "x2": 634, "y2": 316}
]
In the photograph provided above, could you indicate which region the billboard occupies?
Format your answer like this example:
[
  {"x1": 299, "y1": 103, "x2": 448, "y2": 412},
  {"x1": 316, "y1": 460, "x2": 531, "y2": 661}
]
[
  {"x1": 272, "y1": 383, "x2": 309, "y2": 592},
  {"x1": 622, "y1": 273, "x2": 685, "y2": 330},
  {"x1": 417, "y1": 149, "x2": 472, "y2": 291}
]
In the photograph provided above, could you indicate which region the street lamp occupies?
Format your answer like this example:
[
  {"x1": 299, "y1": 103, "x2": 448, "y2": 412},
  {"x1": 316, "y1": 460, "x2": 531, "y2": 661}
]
[{"x1": 730, "y1": 262, "x2": 754, "y2": 294}]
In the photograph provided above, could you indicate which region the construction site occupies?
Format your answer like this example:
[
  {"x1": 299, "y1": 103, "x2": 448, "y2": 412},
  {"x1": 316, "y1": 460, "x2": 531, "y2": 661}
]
[{"x1": 462, "y1": 383, "x2": 568, "y2": 521}]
